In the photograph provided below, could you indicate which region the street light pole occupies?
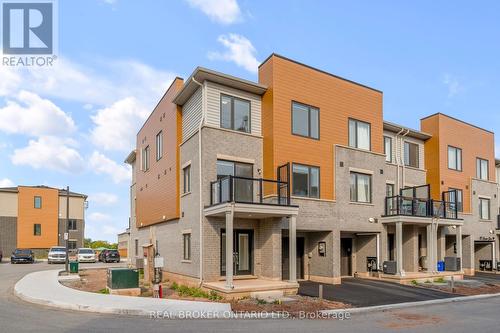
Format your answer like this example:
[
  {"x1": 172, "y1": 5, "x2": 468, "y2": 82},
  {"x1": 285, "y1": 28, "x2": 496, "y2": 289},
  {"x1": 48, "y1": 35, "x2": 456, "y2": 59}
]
[{"x1": 65, "y1": 186, "x2": 69, "y2": 273}]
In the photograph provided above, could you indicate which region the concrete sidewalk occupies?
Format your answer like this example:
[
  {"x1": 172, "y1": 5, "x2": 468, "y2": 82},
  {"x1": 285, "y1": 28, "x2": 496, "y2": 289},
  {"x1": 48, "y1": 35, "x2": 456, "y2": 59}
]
[{"x1": 14, "y1": 270, "x2": 231, "y2": 317}]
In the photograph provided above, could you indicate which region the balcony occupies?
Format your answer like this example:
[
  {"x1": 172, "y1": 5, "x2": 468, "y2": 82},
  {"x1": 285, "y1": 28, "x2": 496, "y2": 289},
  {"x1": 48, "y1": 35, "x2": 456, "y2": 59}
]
[{"x1": 384, "y1": 196, "x2": 459, "y2": 220}]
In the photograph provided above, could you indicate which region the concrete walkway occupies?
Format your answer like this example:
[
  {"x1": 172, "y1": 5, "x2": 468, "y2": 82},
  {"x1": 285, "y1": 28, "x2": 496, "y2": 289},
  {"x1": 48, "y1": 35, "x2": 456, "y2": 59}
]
[{"x1": 14, "y1": 270, "x2": 231, "y2": 317}]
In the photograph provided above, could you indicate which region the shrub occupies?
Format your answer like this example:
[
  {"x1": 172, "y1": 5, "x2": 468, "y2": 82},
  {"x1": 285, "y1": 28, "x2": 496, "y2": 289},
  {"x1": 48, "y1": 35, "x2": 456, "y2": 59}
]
[
  {"x1": 411, "y1": 280, "x2": 418, "y2": 286},
  {"x1": 434, "y1": 277, "x2": 446, "y2": 283},
  {"x1": 256, "y1": 298, "x2": 268, "y2": 305},
  {"x1": 98, "y1": 288, "x2": 109, "y2": 294}
]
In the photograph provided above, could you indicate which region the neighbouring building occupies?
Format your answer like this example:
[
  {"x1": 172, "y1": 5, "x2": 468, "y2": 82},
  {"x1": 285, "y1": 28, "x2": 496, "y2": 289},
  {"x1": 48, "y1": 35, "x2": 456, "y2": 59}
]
[
  {"x1": 117, "y1": 229, "x2": 130, "y2": 258},
  {"x1": 0, "y1": 185, "x2": 87, "y2": 257},
  {"x1": 125, "y1": 54, "x2": 499, "y2": 297}
]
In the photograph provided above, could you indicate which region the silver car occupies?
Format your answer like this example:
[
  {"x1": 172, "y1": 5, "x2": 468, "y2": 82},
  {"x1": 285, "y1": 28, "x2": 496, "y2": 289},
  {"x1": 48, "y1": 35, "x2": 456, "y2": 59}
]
[
  {"x1": 77, "y1": 248, "x2": 96, "y2": 263},
  {"x1": 48, "y1": 246, "x2": 66, "y2": 264}
]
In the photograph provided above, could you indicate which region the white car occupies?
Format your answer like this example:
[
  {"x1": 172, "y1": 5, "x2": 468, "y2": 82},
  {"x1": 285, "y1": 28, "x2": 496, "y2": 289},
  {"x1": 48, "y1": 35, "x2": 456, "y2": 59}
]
[
  {"x1": 48, "y1": 246, "x2": 67, "y2": 264},
  {"x1": 77, "y1": 248, "x2": 96, "y2": 263}
]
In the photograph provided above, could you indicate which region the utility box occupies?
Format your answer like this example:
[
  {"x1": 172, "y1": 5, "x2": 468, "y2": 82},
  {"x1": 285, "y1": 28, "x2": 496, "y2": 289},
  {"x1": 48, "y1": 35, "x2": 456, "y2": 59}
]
[
  {"x1": 383, "y1": 261, "x2": 397, "y2": 275},
  {"x1": 444, "y1": 256, "x2": 461, "y2": 271},
  {"x1": 107, "y1": 268, "x2": 139, "y2": 289},
  {"x1": 69, "y1": 261, "x2": 79, "y2": 273}
]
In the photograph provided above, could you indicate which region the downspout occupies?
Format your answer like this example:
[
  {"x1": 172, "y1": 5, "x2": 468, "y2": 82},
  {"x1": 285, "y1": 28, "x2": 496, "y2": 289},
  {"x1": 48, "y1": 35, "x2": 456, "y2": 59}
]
[{"x1": 192, "y1": 77, "x2": 205, "y2": 287}]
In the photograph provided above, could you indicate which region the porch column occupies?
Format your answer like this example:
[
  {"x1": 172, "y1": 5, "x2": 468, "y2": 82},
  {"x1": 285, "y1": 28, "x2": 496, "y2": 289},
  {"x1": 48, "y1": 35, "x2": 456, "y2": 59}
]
[
  {"x1": 225, "y1": 207, "x2": 234, "y2": 289},
  {"x1": 396, "y1": 222, "x2": 403, "y2": 275},
  {"x1": 288, "y1": 215, "x2": 297, "y2": 283},
  {"x1": 376, "y1": 233, "x2": 381, "y2": 271},
  {"x1": 456, "y1": 225, "x2": 462, "y2": 270},
  {"x1": 426, "y1": 224, "x2": 434, "y2": 272}
]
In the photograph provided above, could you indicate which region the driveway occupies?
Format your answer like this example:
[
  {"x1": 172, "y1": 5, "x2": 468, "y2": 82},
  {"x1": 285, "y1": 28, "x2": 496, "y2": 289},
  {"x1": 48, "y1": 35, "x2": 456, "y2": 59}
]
[
  {"x1": 465, "y1": 272, "x2": 500, "y2": 284},
  {"x1": 299, "y1": 278, "x2": 456, "y2": 307}
]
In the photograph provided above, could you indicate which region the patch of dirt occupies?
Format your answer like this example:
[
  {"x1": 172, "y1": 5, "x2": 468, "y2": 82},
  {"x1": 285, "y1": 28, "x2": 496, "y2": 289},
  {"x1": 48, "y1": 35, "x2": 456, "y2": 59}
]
[
  {"x1": 380, "y1": 312, "x2": 445, "y2": 329},
  {"x1": 61, "y1": 269, "x2": 107, "y2": 293},
  {"x1": 418, "y1": 281, "x2": 500, "y2": 296}
]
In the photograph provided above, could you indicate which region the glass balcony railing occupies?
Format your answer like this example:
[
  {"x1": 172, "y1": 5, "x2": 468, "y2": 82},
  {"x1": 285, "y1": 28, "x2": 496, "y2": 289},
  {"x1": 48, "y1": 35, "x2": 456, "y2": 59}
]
[{"x1": 384, "y1": 195, "x2": 459, "y2": 219}]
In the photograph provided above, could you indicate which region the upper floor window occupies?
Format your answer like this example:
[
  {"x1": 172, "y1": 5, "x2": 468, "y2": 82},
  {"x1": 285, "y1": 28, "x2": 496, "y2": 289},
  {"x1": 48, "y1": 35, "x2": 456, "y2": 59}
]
[
  {"x1": 404, "y1": 141, "x2": 419, "y2": 168},
  {"x1": 33, "y1": 223, "x2": 41, "y2": 236},
  {"x1": 216, "y1": 160, "x2": 253, "y2": 202},
  {"x1": 348, "y1": 119, "x2": 370, "y2": 150},
  {"x1": 142, "y1": 146, "x2": 150, "y2": 171},
  {"x1": 68, "y1": 240, "x2": 77, "y2": 250},
  {"x1": 68, "y1": 219, "x2": 77, "y2": 231},
  {"x1": 448, "y1": 146, "x2": 462, "y2": 171},
  {"x1": 384, "y1": 136, "x2": 393, "y2": 163},
  {"x1": 221, "y1": 94, "x2": 250, "y2": 133},
  {"x1": 476, "y1": 158, "x2": 489, "y2": 180},
  {"x1": 291, "y1": 101, "x2": 319, "y2": 139},
  {"x1": 350, "y1": 172, "x2": 372, "y2": 203},
  {"x1": 183, "y1": 165, "x2": 191, "y2": 194},
  {"x1": 449, "y1": 188, "x2": 463, "y2": 212},
  {"x1": 292, "y1": 164, "x2": 319, "y2": 198},
  {"x1": 479, "y1": 197, "x2": 490, "y2": 220},
  {"x1": 156, "y1": 131, "x2": 163, "y2": 161},
  {"x1": 34, "y1": 196, "x2": 42, "y2": 209}
]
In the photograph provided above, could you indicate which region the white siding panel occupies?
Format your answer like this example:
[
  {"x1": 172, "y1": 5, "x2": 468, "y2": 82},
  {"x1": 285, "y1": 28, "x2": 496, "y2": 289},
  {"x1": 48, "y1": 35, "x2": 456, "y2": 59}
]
[
  {"x1": 383, "y1": 130, "x2": 425, "y2": 170},
  {"x1": 182, "y1": 87, "x2": 202, "y2": 141},
  {"x1": 205, "y1": 81, "x2": 262, "y2": 136}
]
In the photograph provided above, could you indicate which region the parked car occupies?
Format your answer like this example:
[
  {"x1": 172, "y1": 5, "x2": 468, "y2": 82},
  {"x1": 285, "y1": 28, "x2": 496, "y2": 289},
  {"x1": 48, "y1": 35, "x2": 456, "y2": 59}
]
[
  {"x1": 99, "y1": 249, "x2": 120, "y2": 263},
  {"x1": 48, "y1": 246, "x2": 67, "y2": 264},
  {"x1": 0, "y1": 250, "x2": 3, "y2": 262},
  {"x1": 11, "y1": 249, "x2": 35, "y2": 264},
  {"x1": 77, "y1": 248, "x2": 96, "y2": 263}
]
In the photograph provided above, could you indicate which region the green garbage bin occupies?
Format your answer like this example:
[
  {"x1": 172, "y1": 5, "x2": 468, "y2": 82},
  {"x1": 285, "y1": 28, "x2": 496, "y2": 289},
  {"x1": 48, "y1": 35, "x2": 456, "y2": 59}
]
[{"x1": 69, "y1": 261, "x2": 79, "y2": 273}]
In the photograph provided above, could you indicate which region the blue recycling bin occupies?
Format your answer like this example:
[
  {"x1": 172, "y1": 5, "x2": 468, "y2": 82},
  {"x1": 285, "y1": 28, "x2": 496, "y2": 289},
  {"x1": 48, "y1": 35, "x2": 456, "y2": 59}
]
[{"x1": 437, "y1": 261, "x2": 445, "y2": 272}]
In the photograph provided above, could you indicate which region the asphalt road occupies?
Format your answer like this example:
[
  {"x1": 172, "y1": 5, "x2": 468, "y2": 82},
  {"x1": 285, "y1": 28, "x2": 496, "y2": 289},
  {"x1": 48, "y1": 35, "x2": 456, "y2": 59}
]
[
  {"x1": 299, "y1": 278, "x2": 455, "y2": 307},
  {"x1": 465, "y1": 272, "x2": 500, "y2": 284},
  {"x1": 1, "y1": 261, "x2": 500, "y2": 333}
]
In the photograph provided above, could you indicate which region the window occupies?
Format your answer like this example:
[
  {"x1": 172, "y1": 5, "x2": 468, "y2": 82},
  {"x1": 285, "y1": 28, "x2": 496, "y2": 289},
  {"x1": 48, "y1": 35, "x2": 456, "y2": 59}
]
[
  {"x1": 33, "y1": 224, "x2": 41, "y2": 236},
  {"x1": 348, "y1": 119, "x2": 371, "y2": 150},
  {"x1": 183, "y1": 165, "x2": 191, "y2": 194},
  {"x1": 384, "y1": 136, "x2": 393, "y2": 163},
  {"x1": 292, "y1": 164, "x2": 320, "y2": 198},
  {"x1": 404, "y1": 142, "x2": 419, "y2": 168},
  {"x1": 156, "y1": 131, "x2": 163, "y2": 161},
  {"x1": 34, "y1": 196, "x2": 42, "y2": 209},
  {"x1": 134, "y1": 239, "x2": 139, "y2": 256},
  {"x1": 476, "y1": 158, "x2": 489, "y2": 180},
  {"x1": 291, "y1": 101, "x2": 319, "y2": 139},
  {"x1": 68, "y1": 219, "x2": 77, "y2": 231},
  {"x1": 479, "y1": 198, "x2": 490, "y2": 220},
  {"x1": 216, "y1": 160, "x2": 253, "y2": 202},
  {"x1": 386, "y1": 183, "x2": 395, "y2": 197},
  {"x1": 68, "y1": 240, "x2": 77, "y2": 250},
  {"x1": 221, "y1": 95, "x2": 250, "y2": 133},
  {"x1": 350, "y1": 172, "x2": 372, "y2": 203},
  {"x1": 183, "y1": 233, "x2": 191, "y2": 260},
  {"x1": 448, "y1": 146, "x2": 462, "y2": 171},
  {"x1": 449, "y1": 188, "x2": 463, "y2": 212},
  {"x1": 142, "y1": 146, "x2": 150, "y2": 171}
]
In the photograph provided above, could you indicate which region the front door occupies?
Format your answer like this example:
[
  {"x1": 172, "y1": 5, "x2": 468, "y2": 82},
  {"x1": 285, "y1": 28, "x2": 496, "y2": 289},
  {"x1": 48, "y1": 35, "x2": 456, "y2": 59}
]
[
  {"x1": 221, "y1": 229, "x2": 253, "y2": 276},
  {"x1": 282, "y1": 237, "x2": 305, "y2": 280},
  {"x1": 340, "y1": 238, "x2": 352, "y2": 276}
]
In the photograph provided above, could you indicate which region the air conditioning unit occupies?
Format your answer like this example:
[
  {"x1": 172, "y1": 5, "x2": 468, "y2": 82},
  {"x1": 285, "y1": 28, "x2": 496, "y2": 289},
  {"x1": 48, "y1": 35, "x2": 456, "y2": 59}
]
[
  {"x1": 135, "y1": 257, "x2": 144, "y2": 269},
  {"x1": 383, "y1": 261, "x2": 397, "y2": 275},
  {"x1": 444, "y1": 256, "x2": 461, "y2": 271}
]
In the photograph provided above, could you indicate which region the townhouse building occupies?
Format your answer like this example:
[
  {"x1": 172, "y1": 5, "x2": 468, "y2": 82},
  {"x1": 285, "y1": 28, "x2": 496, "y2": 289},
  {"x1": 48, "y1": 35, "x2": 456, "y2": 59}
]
[
  {"x1": 126, "y1": 54, "x2": 498, "y2": 297},
  {"x1": 0, "y1": 185, "x2": 87, "y2": 257}
]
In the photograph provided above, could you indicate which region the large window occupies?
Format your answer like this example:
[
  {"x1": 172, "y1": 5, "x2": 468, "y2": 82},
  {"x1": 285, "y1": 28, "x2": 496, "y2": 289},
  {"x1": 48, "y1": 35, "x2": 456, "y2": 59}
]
[
  {"x1": 156, "y1": 131, "x2": 163, "y2": 161},
  {"x1": 221, "y1": 95, "x2": 250, "y2": 133},
  {"x1": 216, "y1": 160, "x2": 253, "y2": 202},
  {"x1": 292, "y1": 164, "x2": 319, "y2": 198},
  {"x1": 34, "y1": 196, "x2": 42, "y2": 209},
  {"x1": 404, "y1": 142, "x2": 419, "y2": 168},
  {"x1": 350, "y1": 172, "x2": 372, "y2": 203},
  {"x1": 479, "y1": 198, "x2": 490, "y2": 220},
  {"x1": 68, "y1": 240, "x2": 77, "y2": 250},
  {"x1": 134, "y1": 239, "x2": 139, "y2": 256},
  {"x1": 449, "y1": 188, "x2": 463, "y2": 212},
  {"x1": 348, "y1": 119, "x2": 371, "y2": 150},
  {"x1": 183, "y1": 165, "x2": 191, "y2": 194},
  {"x1": 448, "y1": 146, "x2": 462, "y2": 171},
  {"x1": 183, "y1": 233, "x2": 191, "y2": 260},
  {"x1": 68, "y1": 219, "x2": 77, "y2": 231},
  {"x1": 476, "y1": 158, "x2": 489, "y2": 180},
  {"x1": 33, "y1": 223, "x2": 41, "y2": 236},
  {"x1": 384, "y1": 136, "x2": 393, "y2": 163},
  {"x1": 291, "y1": 101, "x2": 319, "y2": 139},
  {"x1": 142, "y1": 146, "x2": 150, "y2": 171}
]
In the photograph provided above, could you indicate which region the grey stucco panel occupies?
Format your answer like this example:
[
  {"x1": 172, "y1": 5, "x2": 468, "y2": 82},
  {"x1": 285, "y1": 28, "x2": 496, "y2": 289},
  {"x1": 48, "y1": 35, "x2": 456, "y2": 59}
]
[{"x1": 0, "y1": 216, "x2": 17, "y2": 256}]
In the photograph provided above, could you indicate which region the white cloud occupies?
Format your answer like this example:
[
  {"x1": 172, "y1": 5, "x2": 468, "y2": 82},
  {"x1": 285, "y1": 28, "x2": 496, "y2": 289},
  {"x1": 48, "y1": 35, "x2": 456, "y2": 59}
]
[
  {"x1": 11, "y1": 136, "x2": 84, "y2": 173},
  {"x1": 89, "y1": 151, "x2": 131, "y2": 184},
  {"x1": 443, "y1": 74, "x2": 463, "y2": 98},
  {"x1": 90, "y1": 97, "x2": 149, "y2": 152},
  {"x1": 102, "y1": 224, "x2": 121, "y2": 236},
  {"x1": 89, "y1": 192, "x2": 118, "y2": 206},
  {"x1": 208, "y1": 34, "x2": 259, "y2": 73},
  {"x1": 0, "y1": 91, "x2": 76, "y2": 137},
  {"x1": 88, "y1": 211, "x2": 112, "y2": 222},
  {"x1": 0, "y1": 178, "x2": 15, "y2": 187},
  {"x1": 185, "y1": 0, "x2": 242, "y2": 24}
]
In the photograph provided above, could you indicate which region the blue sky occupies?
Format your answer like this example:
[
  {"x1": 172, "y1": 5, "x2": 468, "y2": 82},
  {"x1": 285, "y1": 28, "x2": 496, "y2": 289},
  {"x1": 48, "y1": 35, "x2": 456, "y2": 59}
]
[{"x1": 1, "y1": 0, "x2": 499, "y2": 242}]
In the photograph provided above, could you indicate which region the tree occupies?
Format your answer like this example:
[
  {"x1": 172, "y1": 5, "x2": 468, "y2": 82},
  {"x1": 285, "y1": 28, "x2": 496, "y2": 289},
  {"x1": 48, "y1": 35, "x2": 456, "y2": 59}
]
[{"x1": 84, "y1": 238, "x2": 118, "y2": 249}]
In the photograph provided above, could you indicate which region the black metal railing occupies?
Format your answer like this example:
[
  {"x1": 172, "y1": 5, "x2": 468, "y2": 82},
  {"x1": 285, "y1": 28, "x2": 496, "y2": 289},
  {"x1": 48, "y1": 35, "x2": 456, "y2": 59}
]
[
  {"x1": 384, "y1": 195, "x2": 459, "y2": 219},
  {"x1": 497, "y1": 215, "x2": 500, "y2": 230},
  {"x1": 210, "y1": 175, "x2": 291, "y2": 206}
]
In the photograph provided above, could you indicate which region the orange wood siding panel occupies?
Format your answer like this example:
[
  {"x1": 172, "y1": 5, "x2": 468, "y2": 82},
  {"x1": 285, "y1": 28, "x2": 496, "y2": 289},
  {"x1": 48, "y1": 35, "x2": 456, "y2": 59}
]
[
  {"x1": 259, "y1": 55, "x2": 383, "y2": 200},
  {"x1": 135, "y1": 78, "x2": 184, "y2": 228},
  {"x1": 17, "y1": 187, "x2": 59, "y2": 249},
  {"x1": 422, "y1": 113, "x2": 495, "y2": 213}
]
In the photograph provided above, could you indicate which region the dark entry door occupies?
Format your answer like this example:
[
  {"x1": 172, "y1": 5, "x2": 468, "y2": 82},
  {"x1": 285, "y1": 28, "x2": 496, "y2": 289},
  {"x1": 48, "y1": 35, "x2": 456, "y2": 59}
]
[
  {"x1": 340, "y1": 238, "x2": 352, "y2": 276},
  {"x1": 282, "y1": 237, "x2": 305, "y2": 280},
  {"x1": 221, "y1": 229, "x2": 253, "y2": 276},
  {"x1": 388, "y1": 234, "x2": 395, "y2": 261}
]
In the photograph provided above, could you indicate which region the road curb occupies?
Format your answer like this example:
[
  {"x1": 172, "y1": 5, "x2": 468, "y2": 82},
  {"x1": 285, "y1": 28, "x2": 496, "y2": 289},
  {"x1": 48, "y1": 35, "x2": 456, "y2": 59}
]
[{"x1": 320, "y1": 292, "x2": 500, "y2": 315}]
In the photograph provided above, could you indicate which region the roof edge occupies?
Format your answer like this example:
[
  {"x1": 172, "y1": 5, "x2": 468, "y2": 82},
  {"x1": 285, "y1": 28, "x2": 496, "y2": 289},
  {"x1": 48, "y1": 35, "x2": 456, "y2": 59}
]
[{"x1": 420, "y1": 113, "x2": 494, "y2": 135}]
